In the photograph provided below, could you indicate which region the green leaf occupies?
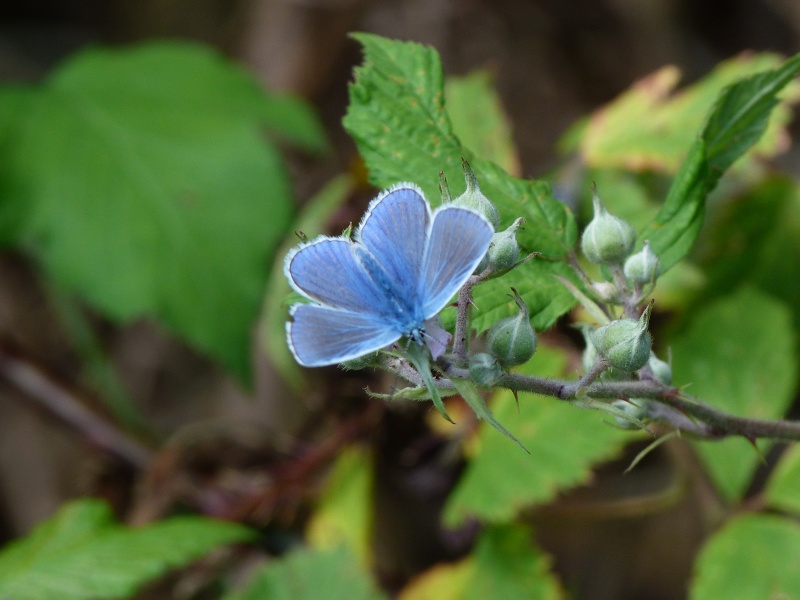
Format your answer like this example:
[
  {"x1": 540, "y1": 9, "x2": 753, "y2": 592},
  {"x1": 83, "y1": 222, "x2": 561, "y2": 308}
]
[
  {"x1": 690, "y1": 514, "x2": 800, "y2": 600},
  {"x1": 306, "y1": 446, "x2": 374, "y2": 565},
  {"x1": 344, "y1": 34, "x2": 578, "y2": 331},
  {"x1": 2, "y1": 42, "x2": 325, "y2": 380},
  {"x1": 0, "y1": 498, "x2": 254, "y2": 600},
  {"x1": 470, "y1": 259, "x2": 580, "y2": 335},
  {"x1": 444, "y1": 71, "x2": 520, "y2": 175},
  {"x1": 764, "y1": 445, "x2": 800, "y2": 516},
  {"x1": 639, "y1": 52, "x2": 800, "y2": 273},
  {"x1": 225, "y1": 547, "x2": 386, "y2": 600},
  {"x1": 698, "y1": 178, "x2": 800, "y2": 330},
  {"x1": 444, "y1": 345, "x2": 633, "y2": 526},
  {"x1": 463, "y1": 526, "x2": 563, "y2": 600},
  {"x1": 398, "y1": 526, "x2": 562, "y2": 600},
  {"x1": 667, "y1": 286, "x2": 798, "y2": 501},
  {"x1": 345, "y1": 34, "x2": 575, "y2": 256}
]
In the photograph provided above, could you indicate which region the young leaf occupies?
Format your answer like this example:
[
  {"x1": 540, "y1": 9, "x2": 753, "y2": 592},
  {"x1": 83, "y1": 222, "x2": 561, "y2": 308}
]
[
  {"x1": 690, "y1": 514, "x2": 800, "y2": 599},
  {"x1": 668, "y1": 287, "x2": 797, "y2": 501},
  {"x1": 639, "y1": 52, "x2": 800, "y2": 272},
  {"x1": 1, "y1": 42, "x2": 326, "y2": 381},
  {"x1": 0, "y1": 498, "x2": 254, "y2": 600},
  {"x1": 444, "y1": 346, "x2": 632, "y2": 526},
  {"x1": 224, "y1": 546, "x2": 386, "y2": 600},
  {"x1": 343, "y1": 34, "x2": 578, "y2": 332}
]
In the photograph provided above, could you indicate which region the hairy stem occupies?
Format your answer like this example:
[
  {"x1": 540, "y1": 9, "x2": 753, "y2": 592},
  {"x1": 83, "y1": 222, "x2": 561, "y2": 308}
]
[{"x1": 491, "y1": 372, "x2": 800, "y2": 442}]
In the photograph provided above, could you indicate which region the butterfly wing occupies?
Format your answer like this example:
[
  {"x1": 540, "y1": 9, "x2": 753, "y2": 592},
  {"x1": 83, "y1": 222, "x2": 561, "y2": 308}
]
[
  {"x1": 285, "y1": 237, "x2": 394, "y2": 316},
  {"x1": 287, "y1": 304, "x2": 401, "y2": 366},
  {"x1": 357, "y1": 184, "x2": 430, "y2": 308},
  {"x1": 419, "y1": 206, "x2": 493, "y2": 318}
]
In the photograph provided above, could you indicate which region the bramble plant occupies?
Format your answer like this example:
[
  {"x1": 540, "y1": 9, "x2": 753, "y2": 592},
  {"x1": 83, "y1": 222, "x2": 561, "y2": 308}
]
[{"x1": 2, "y1": 32, "x2": 800, "y2": 600}]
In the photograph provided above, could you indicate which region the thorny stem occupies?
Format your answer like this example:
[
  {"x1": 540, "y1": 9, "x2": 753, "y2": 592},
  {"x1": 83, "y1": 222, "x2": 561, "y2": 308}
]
[
  {"x1": 387, "y1": 359, "x2": 800, "y2": 442},
  {"x1": 497, "y1": 373, "x2": 800, "y2": 442},
  {"x1": 452, "y1": 279, "x2": 475, "y2": 361},
  {"x1": 415, "y1": 246, "x2": 800, "y2": 444},
  {"x1": 452, "y1": 269, "x2": 494, "y2": 361}
]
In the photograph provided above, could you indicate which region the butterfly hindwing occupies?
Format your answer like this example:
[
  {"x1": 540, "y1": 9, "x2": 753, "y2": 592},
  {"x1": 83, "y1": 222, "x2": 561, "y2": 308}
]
[{"x1": 287, "y1": 304, "x2": 402, "y2": 367}]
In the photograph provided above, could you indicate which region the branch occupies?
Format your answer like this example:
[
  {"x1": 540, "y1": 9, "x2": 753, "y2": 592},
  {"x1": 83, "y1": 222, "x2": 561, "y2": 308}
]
[
  {"x1": 487, "y1": 372, "x2": 800, "y2": 442},
  {"x1": 0, "y1": 347, "x2": 153, "y2": 467}
]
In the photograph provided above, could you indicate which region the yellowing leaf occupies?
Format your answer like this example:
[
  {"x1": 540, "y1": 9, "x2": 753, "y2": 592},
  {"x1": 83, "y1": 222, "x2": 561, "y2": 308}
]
[
  {"x1": 306, "y1": 446, "x2": 374, "y2": 565},
  {"x1": 581, "y1": 53, "x2": 799, "y2": 173}
]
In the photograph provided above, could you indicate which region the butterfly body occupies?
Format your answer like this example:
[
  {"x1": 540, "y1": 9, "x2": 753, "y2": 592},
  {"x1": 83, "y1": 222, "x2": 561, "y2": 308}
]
[{"x1": 285, "y1": 183, "x2": 493, "y2": 367}]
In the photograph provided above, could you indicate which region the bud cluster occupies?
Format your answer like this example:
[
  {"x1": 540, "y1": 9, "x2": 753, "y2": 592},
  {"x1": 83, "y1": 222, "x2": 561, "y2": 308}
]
[{"x1": 571, "y1": 186, "x2": 671, "y2": 432}]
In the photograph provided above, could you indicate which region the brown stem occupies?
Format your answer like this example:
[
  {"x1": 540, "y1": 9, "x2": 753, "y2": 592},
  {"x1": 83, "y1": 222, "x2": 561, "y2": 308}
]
[
  {"x1": 492, "y1": 373, "x2": 800, "y2": 442},
  {"x1": 0, "y1": 348, "x2": 153, "y2": 467}
]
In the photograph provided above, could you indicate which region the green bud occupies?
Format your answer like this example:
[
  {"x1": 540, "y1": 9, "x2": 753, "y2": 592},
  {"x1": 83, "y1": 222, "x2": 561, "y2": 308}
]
[
  {"x1": 624, "y1": 240, "x2": 661, "y2": 284},
  {"x1": 647, "y1": 352, "x2": 672, "y2": 385},
  {"x1": 484, "y1": 217, "x2": 524, "y2": 272},
  {"x1": 590, "y1": 304, "x2": 653, "y2": 372},
  {"x1": 577, "y1": 323, "x2": 625, "y2": 381},
  {"x1": 469, "y1": 352, "x2": 503, "y2": 386},
  {"x1": 487, "y1": 288, "x2": 537, "y2": 368},
  {"x1": 611, "y1": 398, "x2": 650, "y2": 429},
  {"x1": 452, "y1": 159, "x2": 500, "y2": 229},
  {"x1": 592, "y1": 281, "x2": 619, "y2": 303},
  {"x1": 581, "y1": 192, "x2": 636, "y2": 264}
]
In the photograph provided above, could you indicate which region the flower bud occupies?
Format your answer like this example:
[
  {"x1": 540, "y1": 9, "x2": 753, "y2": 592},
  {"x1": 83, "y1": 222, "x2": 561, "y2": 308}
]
[
  {"x1": 581, "y1": 192, "x2": 636, "y2": 264},
  {"x1": 469, "y1": 352, "x2": 503, "y2": 387},
  {"x1": 485, "y1": 217, "x2": 524, "y2": 272},
  {"x1": 590, "y1": 304, "x2": 652, "y2": 372},
  {"x1": 624, "y1": 240, "x2": 661, "y2": 284},
  {"x1": 578, "y1": 323, "x2": 625, "y2": 381},
  {"x1": 646, "y1": 352, "x2": 672, "y2": 385},
  {"x1": 486, "y1": 288, "x2": 537, "y2": 368},
  {"x1": 592, "y1": 281, "x2": 619, "y2": 303},
  {"x1": 611, "y1": 398, "x2": 650, "y2": 429},
  {"x1": 452, "y1": 159, "x2": 500, "y2": 229}
]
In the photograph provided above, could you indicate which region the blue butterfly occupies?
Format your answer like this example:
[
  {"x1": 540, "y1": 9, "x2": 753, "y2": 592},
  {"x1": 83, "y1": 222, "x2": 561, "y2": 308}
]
[{"x1": 284, "y1": 183, "x2": 494, "y2": 367}]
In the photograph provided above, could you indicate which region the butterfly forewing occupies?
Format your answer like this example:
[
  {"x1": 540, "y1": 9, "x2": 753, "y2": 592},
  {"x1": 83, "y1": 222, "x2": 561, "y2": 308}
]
[
  {"x1": 357, "y1": 185, "x2": 429, "y2": 307},
  {"x1": 285, "y1": 237, "x2": 395, "y2": 317},
  {"x1": 287, "y1": 304, "x2": 402, "y2": 366},
  {"x1": 420, "y1": 207, "x2": 493, "y2": 318}
]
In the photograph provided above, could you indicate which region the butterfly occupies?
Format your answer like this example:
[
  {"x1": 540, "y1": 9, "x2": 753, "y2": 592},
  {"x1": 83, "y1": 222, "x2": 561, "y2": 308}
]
[{"x1": 284, "y1": 183, "x2": 494, "y2": 368}]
